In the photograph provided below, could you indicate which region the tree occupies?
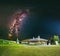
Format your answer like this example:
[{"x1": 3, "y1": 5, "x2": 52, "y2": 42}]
[
  {"x1": 53, "y1": 35, "x2": 59, "y2": 41},
  {"x1": 53, "y1": 35, "x2": 59, "y2": 45}
]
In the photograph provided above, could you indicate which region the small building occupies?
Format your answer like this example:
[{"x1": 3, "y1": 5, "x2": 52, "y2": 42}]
[{"x1": 21, "y1": 36, "x2": 48, "y2": 45}]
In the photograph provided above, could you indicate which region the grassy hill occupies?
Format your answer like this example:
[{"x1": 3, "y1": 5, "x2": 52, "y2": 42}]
[
  {"x1": 0, "y1": 39, "x2": 60, "y2": 56},
  {"x1": 0, "y1": 39, "x2": 16, "y2": 45}
]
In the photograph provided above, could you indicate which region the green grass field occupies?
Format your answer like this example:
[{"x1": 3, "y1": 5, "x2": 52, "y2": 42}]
[
  {"x1": 0, "y1": 39, "x2": 60, "y2": 56},
  {"x1": 0, "y1": 45, "x2": 60, "y2": 56}
]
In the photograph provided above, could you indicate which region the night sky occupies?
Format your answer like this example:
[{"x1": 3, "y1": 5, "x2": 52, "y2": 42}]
[{"x1": 0, "y1": 1, "x2": 60, "y2": 40}]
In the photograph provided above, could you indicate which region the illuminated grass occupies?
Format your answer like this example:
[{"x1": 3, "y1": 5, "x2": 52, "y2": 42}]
[
  {"x1": 0, "y1": 39, "x2": 60, "y2": 56},
  {"x1": 0, "y1": 45, "x2": 60, "y2": 56}
]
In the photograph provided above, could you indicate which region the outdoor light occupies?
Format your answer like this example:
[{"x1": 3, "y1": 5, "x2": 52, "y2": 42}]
[
  {"x1": 8, "y1": 33, "x2": 12, "y2": 37},
  {"x1": 8, "y1": 33, "x2": 12, "y2": 40}
]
